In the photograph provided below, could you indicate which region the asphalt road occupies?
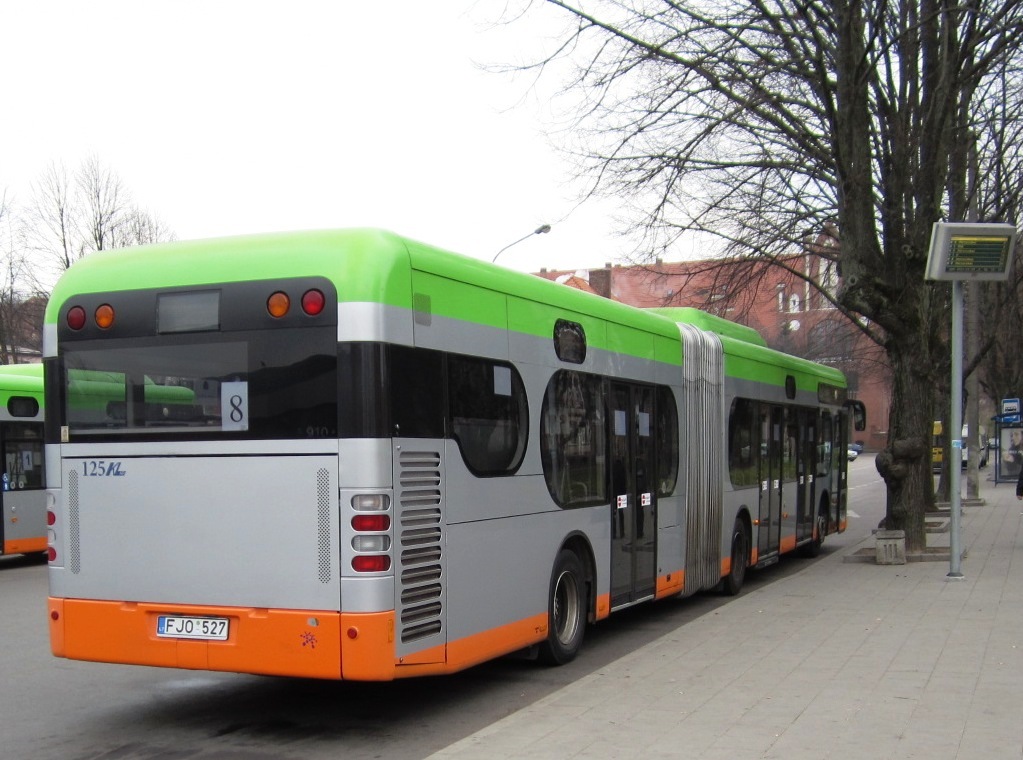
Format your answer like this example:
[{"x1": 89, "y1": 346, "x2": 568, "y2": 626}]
[{"x1": 0, "y1": 456, "x2": 886, "y2": 760}]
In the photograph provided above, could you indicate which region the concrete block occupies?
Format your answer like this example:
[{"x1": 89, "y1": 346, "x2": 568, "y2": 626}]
[{"x1": 876, "y1": 529, "x2": 906, "y2": 565}]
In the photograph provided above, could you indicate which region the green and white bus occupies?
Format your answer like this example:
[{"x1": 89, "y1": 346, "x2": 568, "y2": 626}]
[
  {"x1": 44, "y1": 229, "x2": 863, "y2": 680},
  {"x1": 0, "y1": 363, "x2": 46, "y2": 559}
]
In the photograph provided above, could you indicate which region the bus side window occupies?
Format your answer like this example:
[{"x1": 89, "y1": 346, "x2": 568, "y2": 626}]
[
  {"x1": 817, "y1": 412, "x2": 833, "y2": 477},
  {"x1": 2, "y1": 424, "x2": 43, "y2": 490},
  {"x1": 540, "y1": 371, "x2": 607, "y2": 507},
  {"x1": 655, "y1": 386, "x2": 679, "y2": 496},
  {"x1": 728, "y1": 398, "x2": 758, "y2": 487},
  {"x1": 448, "y1": 356, "x2": 527, "y2": 476}
]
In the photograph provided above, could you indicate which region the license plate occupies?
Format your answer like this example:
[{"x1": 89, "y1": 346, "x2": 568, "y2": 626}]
[{"x1": 156, "y1": 615, "x2": 229, "y2": 641}]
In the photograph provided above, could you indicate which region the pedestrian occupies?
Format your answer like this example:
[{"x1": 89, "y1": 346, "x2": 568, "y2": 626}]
[{"x1": 1018, "y1": 460, "x2": 1023, "y2": 500}]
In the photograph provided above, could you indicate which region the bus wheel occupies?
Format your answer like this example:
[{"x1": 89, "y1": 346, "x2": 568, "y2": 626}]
[
  {"x1": 538, "y1": 549, "x2": 586, "y2": 665},
  {"x1": 800, "y1": 499, "x2": 828, "y2": 558},
  {"x1": 806, "y1": 507, "x2": 828, "y2": 558},
  {"x1": 722, "y1": 518, "x2": 749, "y2": 596}
]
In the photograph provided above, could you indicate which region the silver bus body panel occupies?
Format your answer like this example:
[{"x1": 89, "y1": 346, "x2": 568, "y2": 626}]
[
  {"x1": 49, "y1": 449, "x2": 341, "y2": 611},
  {"x1": 2, "y1": 489, "x2": 46, "y2": 550},
  {"x1": 338, "y1": 302, "x2": 414, "y2": 346},
  {"x1": 339, "y1": 576, "x2": 396, "y2": 613},
  {"x1": 340, "y1": 438, "x2": 393, "y2": 489}
]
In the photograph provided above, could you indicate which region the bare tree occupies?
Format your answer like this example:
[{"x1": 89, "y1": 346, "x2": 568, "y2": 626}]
[
  {"x1": 24, "y1": 161, "x2": 78, "y2": 272},
  {"x1": 113, "y1": 206, "x2": 176, "y2": 248},
  {"x1": 77, "y1": 154, "x2": 127, "y2": 254},
  {"x1": 511, "y1": 0, "x2": 1023, "y2": 550},
  {"x1": 0, "y1": 187, "x2": 46, "y2": 363},
  {"x1": 24, "y1": 157, "x2": 174, "y2": 279}
]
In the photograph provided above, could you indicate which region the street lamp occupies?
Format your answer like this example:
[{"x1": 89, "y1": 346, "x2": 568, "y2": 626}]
[{"x1": 492, "y1": 224, "x2": 551, "y2": 263}]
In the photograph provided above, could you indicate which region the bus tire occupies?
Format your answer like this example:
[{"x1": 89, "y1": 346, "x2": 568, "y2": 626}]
[
  {"x1": 722, "y1": 518, "x2": 749, "y2": 596},
  {"x1": 802, "y1": 501, "x2": 828, "y2": 558},
  {"x1": 538, "y1": 548, "x2": 586, "y2": 666}
]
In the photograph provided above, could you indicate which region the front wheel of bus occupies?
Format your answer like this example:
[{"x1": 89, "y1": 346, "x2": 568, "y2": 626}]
[
  {"x1": 538, "y1": 549, "x2": 586, "y2": 665},
  {"x1": 722, "y1": 518, "x2": 749, "y2": 596}
]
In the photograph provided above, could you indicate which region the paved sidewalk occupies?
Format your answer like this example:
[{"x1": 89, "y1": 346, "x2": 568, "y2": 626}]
[{"x1": 429, "y1": 486, "x2": 1023, "y2": 759}]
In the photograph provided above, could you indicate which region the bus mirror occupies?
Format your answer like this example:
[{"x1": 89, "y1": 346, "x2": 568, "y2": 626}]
[{"x1": 846, "y1": 400, "x2": 867, "y2": 431}]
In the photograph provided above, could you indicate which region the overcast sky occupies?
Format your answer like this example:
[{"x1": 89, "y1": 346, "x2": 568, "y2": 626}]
[{"x1": 0, "y1": 0, "x2": 656, "y2": 281}]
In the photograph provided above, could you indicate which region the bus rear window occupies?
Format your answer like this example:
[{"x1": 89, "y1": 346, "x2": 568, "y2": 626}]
[{"x1": 61, "y1": 330, "x2": 338, "y2": 440}]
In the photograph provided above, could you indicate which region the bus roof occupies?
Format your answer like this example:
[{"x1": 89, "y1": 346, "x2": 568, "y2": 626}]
[
  {"x1": 47, "y1": 228, "x2": 676, "y2": 332},
  {"x1": 0, "y1": 362, "x2": 44, "y2": 389},
  {"x1": 46, "y1": 229, "x2": 846, "y2": 390},
  {"x1": 0, "y1": 363, "x2": 44, "y2": 412}
]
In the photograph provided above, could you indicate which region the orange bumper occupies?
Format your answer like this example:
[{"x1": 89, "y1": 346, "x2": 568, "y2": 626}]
[
  {"x1": 48, "y1": 598, "x2": 360, "y2": 680},
  {"x1": 48, "y1": 598, "x2": 552, "y2": 681}
]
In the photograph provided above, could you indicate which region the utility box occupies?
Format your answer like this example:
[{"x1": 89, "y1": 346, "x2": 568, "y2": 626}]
[{"x1": 876, "y1": 530, "x2": 907, "y2": 565}]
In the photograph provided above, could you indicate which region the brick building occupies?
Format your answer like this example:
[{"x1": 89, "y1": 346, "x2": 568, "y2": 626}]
[{"x1": 535, "y1": 253, "x2": 891, "y2": 451}]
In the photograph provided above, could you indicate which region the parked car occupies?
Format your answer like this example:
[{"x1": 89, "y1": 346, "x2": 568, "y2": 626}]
[
  {"x1": 847, "y1": 446, "x2": 859, "y2": 461},
  {"x1": 849, "y1": 441, "x2": 865, "y2": 455}
]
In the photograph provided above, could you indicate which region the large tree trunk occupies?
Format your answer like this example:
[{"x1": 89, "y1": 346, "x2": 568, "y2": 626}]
[{"x1": 875, "y1": 344, "x2": 936, "y2": 551}]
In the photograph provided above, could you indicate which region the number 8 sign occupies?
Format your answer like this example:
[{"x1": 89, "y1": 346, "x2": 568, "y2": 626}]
[{"x1": 221, "y1": 381, "x2": 249, "y2": 431}]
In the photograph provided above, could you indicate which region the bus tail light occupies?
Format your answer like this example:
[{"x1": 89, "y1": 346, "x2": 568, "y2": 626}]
[
  {"x1": 352, "y1": 555, "x2": 391, "y2": 573},
  {"x1": 46, "y1": 495, "x2": 57, "y2": 563},
  {"x1": 267, "y1": 291, "x2": 291, "y2": 318},
  {"x1": 301, "y1": 289, "x2": 326, "y2": 315},
  {"x1": 95, "y1": 304, "x2": 115, "y2": 329},
  {"x1": 67, "y1": 306, "x2": 87, "y2": 330},
  {"x1": 352, "y1": 535, "x2": 390, "y2": 552},
  {"x1": 351, "y1": 514, "x2": 390, "y2": 532},
  {"x1": 350, "y1": 492, "x2": 392, "y2": 573},
  {"x1": 351, "y1": 494, "x2": 390, "y2": 511}
]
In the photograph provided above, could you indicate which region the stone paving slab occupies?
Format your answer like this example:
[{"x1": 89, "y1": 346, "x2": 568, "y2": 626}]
[{"x1": 429, "y1": 488, "x2": 1023, "y2": 759}]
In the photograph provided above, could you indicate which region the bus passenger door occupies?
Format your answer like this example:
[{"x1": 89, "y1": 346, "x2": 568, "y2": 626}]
[
  {"x1": 837, "y1": 411, "x2": 849, "y2": 531},
  {"x1": 758, "y1": 405, "x2": 783, "y2": 561},
  {"x1": 795, "y1": 409, "x2": 817, "y2": 544},
  {"x1": 610, "y1": 382, "x2": 657, "y2": 608}
]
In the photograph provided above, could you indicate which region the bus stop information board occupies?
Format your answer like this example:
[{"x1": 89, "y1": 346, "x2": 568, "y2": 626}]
[
  {"x1": 925, "y1": 222, "x2": 1016, "y2": 280},
  {"x1": 925, "y1": 221, "x2": 1016, "y2": 580}
]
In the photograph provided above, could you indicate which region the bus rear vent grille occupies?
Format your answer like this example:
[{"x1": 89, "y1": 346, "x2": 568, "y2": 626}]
[{"x1": 397, "y1": 450, "x2": 444, "y2": 644}]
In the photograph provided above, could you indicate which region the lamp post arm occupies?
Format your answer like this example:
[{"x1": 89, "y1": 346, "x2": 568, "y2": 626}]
[{"x1": 493, "y1": 224, "x2": 551, "y2": 263}]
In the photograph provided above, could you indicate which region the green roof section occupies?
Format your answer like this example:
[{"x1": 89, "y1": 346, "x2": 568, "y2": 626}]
[
  {"x1": 648, "y1": 307, "x2": 768, "y2": 347},
  {"x1": 44, "y1": 229, "x2": 418, "y2": 324},
  {"x1": 0, "y1": 363, "x2": 44, "y2": 380},
  {"x1": 0, "y1": 363, "x2": 44, "y2": 407},
  {"x1": 651, "y1": 306, "x2": 846, "y2": 389},
  {"x1": 405, "y1": 235, "x2": 682, "y2": 352}
]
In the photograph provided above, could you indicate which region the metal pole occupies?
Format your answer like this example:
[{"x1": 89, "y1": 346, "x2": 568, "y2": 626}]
[
  {"x1": 966, "y1": 136, "x2": 981, "y2": 500},
  {"x1": 966, "y1": 281, "x2": 980, "y2": 499},
  {"x1": 948, "y1": 279, "x2": 965, "y2": 580},
  {"x1": 492, "y1": 224, "x2": 552, "y2": 263}
]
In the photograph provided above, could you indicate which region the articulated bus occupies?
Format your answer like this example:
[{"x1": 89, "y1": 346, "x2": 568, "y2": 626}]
[
  {"x1": 44, "y1": 229, "x2": 864, "y2": 680},
  {"x1": 0, "y1": 363, "x2": 46, "y2": 558}
]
